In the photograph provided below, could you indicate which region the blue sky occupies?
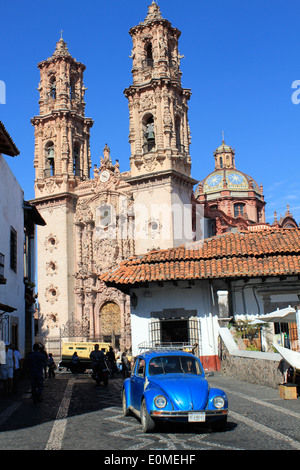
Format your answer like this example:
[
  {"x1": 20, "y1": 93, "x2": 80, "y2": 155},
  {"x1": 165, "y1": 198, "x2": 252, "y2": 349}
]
[{"x1": 1, "y1": 0, "x2": 300, "y2": 224}]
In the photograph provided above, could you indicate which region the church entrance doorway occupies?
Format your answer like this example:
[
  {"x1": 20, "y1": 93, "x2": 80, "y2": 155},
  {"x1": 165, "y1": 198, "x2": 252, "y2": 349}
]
[{"x1": 99, "y1": 301, "x2": 121, "y2": 349}]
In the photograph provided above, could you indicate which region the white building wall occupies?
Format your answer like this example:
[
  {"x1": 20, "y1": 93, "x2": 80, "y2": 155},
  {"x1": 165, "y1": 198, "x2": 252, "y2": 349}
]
[
  {"x1": 130, "y1": 280, "x2": 220, "y2": 359},
  {"x1": 231, "y1": 278, "x2": 300, "y2": 320},
  {"x1": 231, "y1": 277, "x2": 300, "y2": 351},
  {"x1": 0, "y1": 154, "x2": 25, "y2": 353},
  {"x1": 35, "y1": 200, "x2": 75, "y2": 339},
  {"x1": 170, "y1": 182, "x2": 194, "y2": 247}
]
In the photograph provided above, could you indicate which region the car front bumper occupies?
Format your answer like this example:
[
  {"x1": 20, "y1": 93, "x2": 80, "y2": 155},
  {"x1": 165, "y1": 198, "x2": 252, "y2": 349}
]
[{"x1": 150, "y1": 409, "x2": 228, "y2": 422}]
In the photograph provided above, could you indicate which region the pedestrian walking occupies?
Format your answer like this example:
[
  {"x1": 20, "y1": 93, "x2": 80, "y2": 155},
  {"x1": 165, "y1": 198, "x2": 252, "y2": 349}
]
[
  {"x1": 47, "y1": 353, "x2": 56, "y2": 378},
  {"x1": 1, "y1": 342, "x2": 15, "y2": 396},
  {"x1": 115, "y1": 348, "x2": 122, "y2": 372},
  {"x1": 39, "y1": 344, "x2": 48, "y2": 379},
  {"x1": 71, "y1": 351, "x2": 80, "y2": 373},
  {"x1": 121, "y1": 351, "x2": 130, "y2": 379},
  {"x1": 90, "y1": 344, "x2": 106, "y2": 378},
  {"x1": 26, "y1": 343, "x2": 47, "y2": 404},
  {"x1": 106, "y1": 346, "x2": 117, "y2": 377},
  {"x1": 13, "y1": 346, "x2": 23, "y2": 393}
]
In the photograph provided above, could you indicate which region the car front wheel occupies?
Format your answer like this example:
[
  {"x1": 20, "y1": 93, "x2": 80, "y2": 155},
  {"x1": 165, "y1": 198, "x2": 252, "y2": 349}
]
[{"x1": 141, "y1": 399, "x2": 156, "y2": 433}]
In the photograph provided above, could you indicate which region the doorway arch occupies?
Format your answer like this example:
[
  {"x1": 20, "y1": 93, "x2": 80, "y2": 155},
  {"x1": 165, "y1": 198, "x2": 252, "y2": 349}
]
[{"x1": 99, "y1": 301, "x2": 121, "y2": 348}]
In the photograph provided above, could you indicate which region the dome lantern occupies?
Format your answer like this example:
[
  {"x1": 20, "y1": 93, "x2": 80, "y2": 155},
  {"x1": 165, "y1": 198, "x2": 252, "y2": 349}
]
[{"x1": 213, "y1": 136, "x2": 235, "y2": 170}]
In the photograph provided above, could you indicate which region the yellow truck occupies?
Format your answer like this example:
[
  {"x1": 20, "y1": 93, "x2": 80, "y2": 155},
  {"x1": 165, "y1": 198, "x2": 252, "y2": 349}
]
[{"x1": 59, "y1": 342, "x2": 110, "y2": 373}]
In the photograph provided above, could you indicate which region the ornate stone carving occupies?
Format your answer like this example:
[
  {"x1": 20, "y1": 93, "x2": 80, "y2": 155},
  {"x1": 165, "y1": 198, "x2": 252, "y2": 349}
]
[
  {"x1": 45, "y1": 284, "x2": 60, "y2": 304},
  {"x1": 46, "y1": 260, "x2": 58, "y2": 276},
  {"x1": 44, "y1": 233, "x2": 59, "y2": 252}
]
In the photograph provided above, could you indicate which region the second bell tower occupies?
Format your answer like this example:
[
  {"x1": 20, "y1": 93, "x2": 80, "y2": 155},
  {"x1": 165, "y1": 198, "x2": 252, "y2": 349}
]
[{"x1": 125, "y1": 1, "x2": 198, "y2": 253}]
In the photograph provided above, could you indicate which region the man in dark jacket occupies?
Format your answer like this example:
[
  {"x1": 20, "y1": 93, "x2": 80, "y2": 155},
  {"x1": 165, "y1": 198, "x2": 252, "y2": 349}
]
[
  {"x1": 90, "y1": 344, "x2": 106, "y2": 377},
  {"x1": 26, "y1": 343, "x2": 47, "y2": 403}
]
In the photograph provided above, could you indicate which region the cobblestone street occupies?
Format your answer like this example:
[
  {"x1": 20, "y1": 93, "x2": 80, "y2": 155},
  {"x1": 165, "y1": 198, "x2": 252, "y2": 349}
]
[{"x1": 0, "y1": 371, "x2": 299, "y2": 452}]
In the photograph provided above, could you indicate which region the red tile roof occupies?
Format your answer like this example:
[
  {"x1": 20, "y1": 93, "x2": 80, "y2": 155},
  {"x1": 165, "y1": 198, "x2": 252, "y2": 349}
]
[
  {"x1": 0, "y1": 121, "x2": 20, "y2": 157},
  {"x1": 100, "y1": 228, "x2": 300, "y2": 287}
]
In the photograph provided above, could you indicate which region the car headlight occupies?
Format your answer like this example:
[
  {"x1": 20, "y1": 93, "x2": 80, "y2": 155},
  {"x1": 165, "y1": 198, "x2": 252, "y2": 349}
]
[
  {"x1": 154, "y1": 395, "x2": 167, "y2": 408},
  {"x1": 213, "y1": 396, "x2": 225, "y2": 409}
]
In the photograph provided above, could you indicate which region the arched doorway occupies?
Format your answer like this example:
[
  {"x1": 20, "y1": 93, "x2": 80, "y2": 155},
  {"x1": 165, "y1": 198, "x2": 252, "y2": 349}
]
[{"x1": 99, "y1": 301, "x2": 121, "y2": 348}]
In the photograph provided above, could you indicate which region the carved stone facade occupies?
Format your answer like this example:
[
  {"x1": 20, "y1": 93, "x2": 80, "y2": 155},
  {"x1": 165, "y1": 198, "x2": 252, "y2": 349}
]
[
  {"x1": 31, "y1": 3, "x2": 197, "y2": 352},
  {"x1": 31, "y1": 39, "x2": 134, "y2": 351}
]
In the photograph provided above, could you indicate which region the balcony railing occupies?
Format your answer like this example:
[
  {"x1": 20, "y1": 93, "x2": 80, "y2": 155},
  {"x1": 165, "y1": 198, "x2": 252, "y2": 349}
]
[
  {"x1": 43, "y1": 168, "x2": 83, "y2": 178},
  {"x1": 143, "y1": 142, "x2": 156, "y2": 153},
  {"x1": 141, "y1": 59, "x2": 179, "y2": 71},
  {"x1": 44, "y1": 168, "x2": 55, "y2": 178},
  {"x1": 175, "y1": 144, "x2": 185, "y2": 153},
  {"x1": 142, "y1": 58, "x2": 154, "y2": 68},
  {"x1": 74, "y1": 168, "x2": 83, "y2": 178}
]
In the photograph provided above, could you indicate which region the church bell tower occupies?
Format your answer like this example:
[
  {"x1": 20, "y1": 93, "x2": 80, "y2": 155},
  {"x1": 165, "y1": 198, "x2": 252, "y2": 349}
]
[
  {"x1": 125, "y1": 2, "x2": 198, "y2": 253},
  {"x1": 31, "y1": 37, "x2": 93, "y2": 339},
  {"x1": 32, "y1": 36, "x2": 93, "y2": 195}
]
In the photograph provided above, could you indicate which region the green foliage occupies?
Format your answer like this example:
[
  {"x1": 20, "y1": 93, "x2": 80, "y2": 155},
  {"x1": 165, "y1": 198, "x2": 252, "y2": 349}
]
[
  {"x1": 246, "y1": 344, "x2": 260, "y2": 351},
  {"x1": 233, "y1": 320, "x2": 262, "y2": 342}
]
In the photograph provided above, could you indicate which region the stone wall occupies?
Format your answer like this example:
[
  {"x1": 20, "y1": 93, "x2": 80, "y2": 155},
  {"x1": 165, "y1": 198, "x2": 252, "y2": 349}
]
[{"x1": 218, "y1": 329, "x2": 288, "y2": 389}]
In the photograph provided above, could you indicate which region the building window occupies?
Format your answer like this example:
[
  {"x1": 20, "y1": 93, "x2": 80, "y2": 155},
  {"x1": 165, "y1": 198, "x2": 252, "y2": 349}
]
[
  {"x1": 11, "y1": 321, "x2": 18, "y2": 349},
  {"x1": 50, "y1": 76, "x2": 56, "y2": 99},
  {"x1": 0, "y1": 253, "x2": 4, "y2": 279},
  {"x1": 98, "y1": 204, "x2": 112, "y2": 228},
  {"x1": 137, "y1": 359, "x2": 146, "y2": 377},
  {"x1": 10, "y1": 227, "x2": 17, "y2": 272},
  {"x1": 175, "y1": 116, "x2": 182, "y2": 151},
  {"x1": 144, "y1": 44, "x2": 153, "y2": 67},
  {"x1": 234, "y1": 203, "x2": 245, "y2": 217},
  {"x1": 70, "y1": 80, "x2": 76, "y2": 100},
  {"x1": 45, "y1": 141, "x2": 55, "y2": 177},
  {"x1": 73, "y1": 143, "x2": 81, "y2": 177}
]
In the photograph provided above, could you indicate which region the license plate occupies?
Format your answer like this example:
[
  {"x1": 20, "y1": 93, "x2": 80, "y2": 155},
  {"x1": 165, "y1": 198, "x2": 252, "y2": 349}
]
[{"x1": 188, "y1": 412, "x2": 206, "y2": 422}]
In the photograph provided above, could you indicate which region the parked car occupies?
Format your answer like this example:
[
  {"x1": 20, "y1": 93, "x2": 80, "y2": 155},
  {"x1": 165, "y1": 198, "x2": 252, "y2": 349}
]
[
  {"x1": 59, "y1": 342, "x2": 110, "y2": 373},
  {"x1": 122, "y1": 350, "x2": 228, "y2": 433}
]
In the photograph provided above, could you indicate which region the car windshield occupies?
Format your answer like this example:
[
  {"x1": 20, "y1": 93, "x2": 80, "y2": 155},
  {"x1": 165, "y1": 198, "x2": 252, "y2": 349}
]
[{"x1": 148, "y1": 355, "x2": 202, "y2": 376}]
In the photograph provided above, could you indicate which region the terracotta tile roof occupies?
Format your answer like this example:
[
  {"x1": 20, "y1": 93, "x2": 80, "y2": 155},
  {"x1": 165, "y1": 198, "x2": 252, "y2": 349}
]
[
  {"x1": 100, "y1": 228, "x2": 300, "y2": 287},
  {"x1": 0, "y1": 121, "x2": 20, "y2": 157}
]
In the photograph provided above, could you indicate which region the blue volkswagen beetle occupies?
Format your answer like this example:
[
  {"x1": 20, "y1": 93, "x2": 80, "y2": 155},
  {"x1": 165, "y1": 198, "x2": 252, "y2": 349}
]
[{"x1": 122, "y1": 350, "x2": 228, "y2": 433}]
